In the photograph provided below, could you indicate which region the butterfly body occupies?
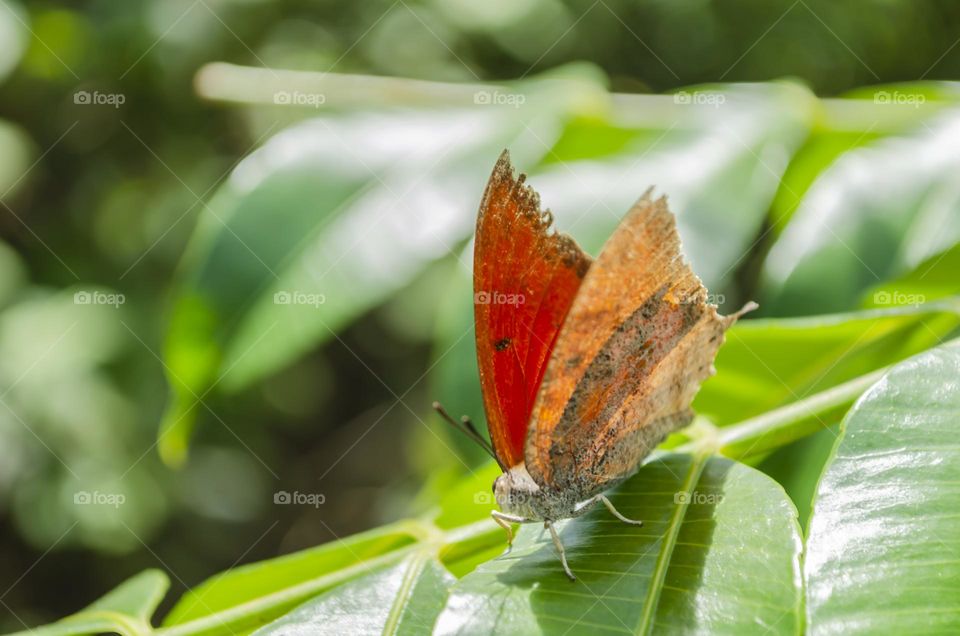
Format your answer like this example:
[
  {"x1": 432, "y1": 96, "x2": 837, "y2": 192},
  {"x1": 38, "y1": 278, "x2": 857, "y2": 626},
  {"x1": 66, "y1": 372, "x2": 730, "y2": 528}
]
[
  {"x1": 444, "y1": 151, "x2": 752, "y2": 580},
  {"x1": 494, "y1": 463, "x2": 587, "y2": 522}
]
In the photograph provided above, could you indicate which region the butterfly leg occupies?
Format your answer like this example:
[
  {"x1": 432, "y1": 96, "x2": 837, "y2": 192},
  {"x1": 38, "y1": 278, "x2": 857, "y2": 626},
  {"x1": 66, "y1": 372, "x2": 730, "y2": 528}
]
[
  {"x1": 599, "y1": 495, "x2": 643, "y2": 526},
  {"x1": 545, "y1": 521, "x2": 576, "y2": 581},
  {"x1": 491, "y1": 510, "x2": 527, "y2": 551}
]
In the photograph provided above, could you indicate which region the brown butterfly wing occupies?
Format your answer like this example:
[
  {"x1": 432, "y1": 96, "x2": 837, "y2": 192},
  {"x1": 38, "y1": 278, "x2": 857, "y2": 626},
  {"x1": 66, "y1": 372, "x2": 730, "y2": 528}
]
[
  {"x1": 524, "y1": 193, "x2": 749, "y2": 495},
  {"x1": 474, "y1": 151, "x2": 592, "y2": 469}
]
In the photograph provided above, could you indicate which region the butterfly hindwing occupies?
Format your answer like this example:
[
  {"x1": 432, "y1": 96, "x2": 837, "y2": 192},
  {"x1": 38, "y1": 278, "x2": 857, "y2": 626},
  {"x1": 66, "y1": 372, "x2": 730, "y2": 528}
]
[
  {"x1": 525, "y1": 193, "x2": 749, "y2": 495},
  {"x1": 474, "y1": 151, "x2": 592, "y2": 469}
]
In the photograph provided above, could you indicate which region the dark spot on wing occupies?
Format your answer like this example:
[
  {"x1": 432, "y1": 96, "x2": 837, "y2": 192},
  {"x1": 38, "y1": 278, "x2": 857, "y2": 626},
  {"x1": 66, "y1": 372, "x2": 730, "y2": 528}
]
[{"x1": 495, "y1": 337, "x2": 512, "y2": 351}]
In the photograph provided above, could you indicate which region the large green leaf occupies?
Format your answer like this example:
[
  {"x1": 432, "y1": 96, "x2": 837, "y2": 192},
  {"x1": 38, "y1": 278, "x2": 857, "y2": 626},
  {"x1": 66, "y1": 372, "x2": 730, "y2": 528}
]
[
  {"x1": 761, "y1": 108, "x2": 960, "y2": 316},
  {"x1": 804, "y1": 339, "x2": 960, "y2": 634},
  {"x1": 159, "y1": 89, "x2": 582, "y2": 465},
  {"x1": 533, "y1": 82, "x2": 812, "y2": 295},
  {"x1": 436, "y1": 455, "x2": 803, "y2": 635},
  {"x1": 766, "y1": 128, "x2": 879, "y2": 236},
  {"x1": 7, "y1": 570, "x2": 168, "y2": 636},
  {"x1": 766, "y1": 83, "x2": 953, "y2": 239},
  {"x1": 694, "y1": 301, "x2": 960, "y2": 426},
  {"x1": 160, "y1": 521, "x2": 421, "y2": 634},
  {"x1": 862, "y1": 241, "x2": 960, "y2": 308},
  {"x1": 252, "y1": 555, "x2": 454, "y2": 635}
]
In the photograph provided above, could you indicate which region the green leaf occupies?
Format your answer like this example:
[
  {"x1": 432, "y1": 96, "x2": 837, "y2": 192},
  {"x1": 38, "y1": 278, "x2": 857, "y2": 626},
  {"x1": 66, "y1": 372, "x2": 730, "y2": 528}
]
[
  {"x1": 532, "y1": 82, "x2": 813, "y2": 294},
  {"x1": 252, "y1": 554, "x2": 454, "y2": 636},
  {"x1": 761, "y1": 109, "x2": 960, "y2": 316},
  {"x1": 766, "y1": 128, "x2": 880, "y2": 237},
  {"x1": 436, "y1": 455, "x2": 803, "y2": 635},
  {"x1": 862, "y1": 241, "x2": 960, "y2": 308},
  {"x1": 7, "y1": 570, "x2": 168, "y2": 636},
  {"x1": 85, "y1": 570, "x2": 169, "y2": 622},
  {"x1": 160, "y1": 521, "x2": 421, "y2": 634},
  {"x1": 804, "y1": 339, "x2": 960, "y2": 634},
  {"x1": 694, "y1": 302, "x2": 960, "y2": 426},
  {"x1": 768, "y1": 82, "x2": 956, "y2": 239},
  {"x1": 159, "y1": 100, "x2": 573, "y2": 465}
]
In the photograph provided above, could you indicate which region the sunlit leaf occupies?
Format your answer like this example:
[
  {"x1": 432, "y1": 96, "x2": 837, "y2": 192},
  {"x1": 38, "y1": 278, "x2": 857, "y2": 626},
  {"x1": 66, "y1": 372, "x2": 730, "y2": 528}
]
[
  {"x1": 253, "y1": 555, "x2": 454, "y2": 636},
  {"x1": 160, "y1": 93, "x2": 578, "y2": 464},
  {"x1": 805, "y1": 339, "x2": 960, "y2": 634},
  {"x1": 162, "y1": 521, "x2": 421, "y2": 633},
  {"x1": 534, "y1": 82, "x2": 813, "y2": 295},
  {"x1": 436, "y1": 455, "x2": 803, "y2": 635},
  {"x1": 862, "y1": 240, "x2": 960, "y2": 308},
  {"x1": 762, "y1": 108, "x2": 960, "y2": 315},
  {"x1": 695, "y1": 301, "x2": 960, "y2": 426}
]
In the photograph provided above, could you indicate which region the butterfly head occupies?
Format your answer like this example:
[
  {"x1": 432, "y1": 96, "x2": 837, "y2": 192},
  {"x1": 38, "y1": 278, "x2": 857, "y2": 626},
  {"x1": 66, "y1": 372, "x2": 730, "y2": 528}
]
[{"x1": 493, "y1": 463, "x2": 541, "y2": 519}]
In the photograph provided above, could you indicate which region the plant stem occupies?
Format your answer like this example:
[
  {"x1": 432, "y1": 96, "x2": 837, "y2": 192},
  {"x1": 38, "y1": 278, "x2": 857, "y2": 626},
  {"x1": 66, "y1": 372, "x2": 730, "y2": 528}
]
[{"x1": 675, "y1": 367, "x2": 888, "y2": 461}]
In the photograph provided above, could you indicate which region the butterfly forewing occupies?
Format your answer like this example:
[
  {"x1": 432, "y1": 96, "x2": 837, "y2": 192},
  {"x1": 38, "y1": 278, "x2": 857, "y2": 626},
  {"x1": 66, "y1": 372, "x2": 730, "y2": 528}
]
[
  {"x1": 474, "y1": 151, "x2": 592, "y2": 469},
  {"x1": 525, "y1": 194, "x2": 747, "y2": 495}
]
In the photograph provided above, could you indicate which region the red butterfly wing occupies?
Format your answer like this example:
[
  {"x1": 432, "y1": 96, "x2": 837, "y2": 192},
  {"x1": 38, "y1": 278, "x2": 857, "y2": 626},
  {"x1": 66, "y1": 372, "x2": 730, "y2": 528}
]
[{"x1": 474, "y1": 151, "x2": 592, "y2": 469}]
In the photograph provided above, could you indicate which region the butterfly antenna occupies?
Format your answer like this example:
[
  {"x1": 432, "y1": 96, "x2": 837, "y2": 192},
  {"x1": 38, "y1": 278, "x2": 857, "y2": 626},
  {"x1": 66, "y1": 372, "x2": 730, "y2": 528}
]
[{"x1": 432, "y1": 401, "x2": 506, "y2": 471}]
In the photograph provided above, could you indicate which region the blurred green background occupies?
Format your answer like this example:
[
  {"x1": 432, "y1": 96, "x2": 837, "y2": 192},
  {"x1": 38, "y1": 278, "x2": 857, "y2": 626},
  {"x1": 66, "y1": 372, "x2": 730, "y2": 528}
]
[{"x1": 2, "y1": 0, "x2": 960, "y2": 630}]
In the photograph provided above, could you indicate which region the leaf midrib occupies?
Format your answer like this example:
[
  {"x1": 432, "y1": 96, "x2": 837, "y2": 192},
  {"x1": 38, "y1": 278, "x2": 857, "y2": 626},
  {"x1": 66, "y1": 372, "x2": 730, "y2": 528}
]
[
  {"x1": 381, "y1": 551, "x2": 429, "y2": 635},
  {"x1": 635, "y1": 454, "x2": 708, "y2": 635}
]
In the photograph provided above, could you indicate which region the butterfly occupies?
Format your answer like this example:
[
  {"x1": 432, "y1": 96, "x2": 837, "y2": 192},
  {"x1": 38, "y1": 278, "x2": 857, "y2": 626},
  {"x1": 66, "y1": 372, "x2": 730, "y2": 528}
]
[{"x1": 434, "y1": 150, "x2": 753, "y2": 580}]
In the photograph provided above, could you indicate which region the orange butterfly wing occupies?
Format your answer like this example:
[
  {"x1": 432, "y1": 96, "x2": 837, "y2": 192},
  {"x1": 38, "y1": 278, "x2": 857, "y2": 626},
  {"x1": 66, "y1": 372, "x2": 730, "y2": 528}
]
[
  {"x1": 525, "y1": 193, "x2": 751, "y2": 495},
  {"x1": 474, "y1": 151, "x2": 592, "y2": 469}
]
